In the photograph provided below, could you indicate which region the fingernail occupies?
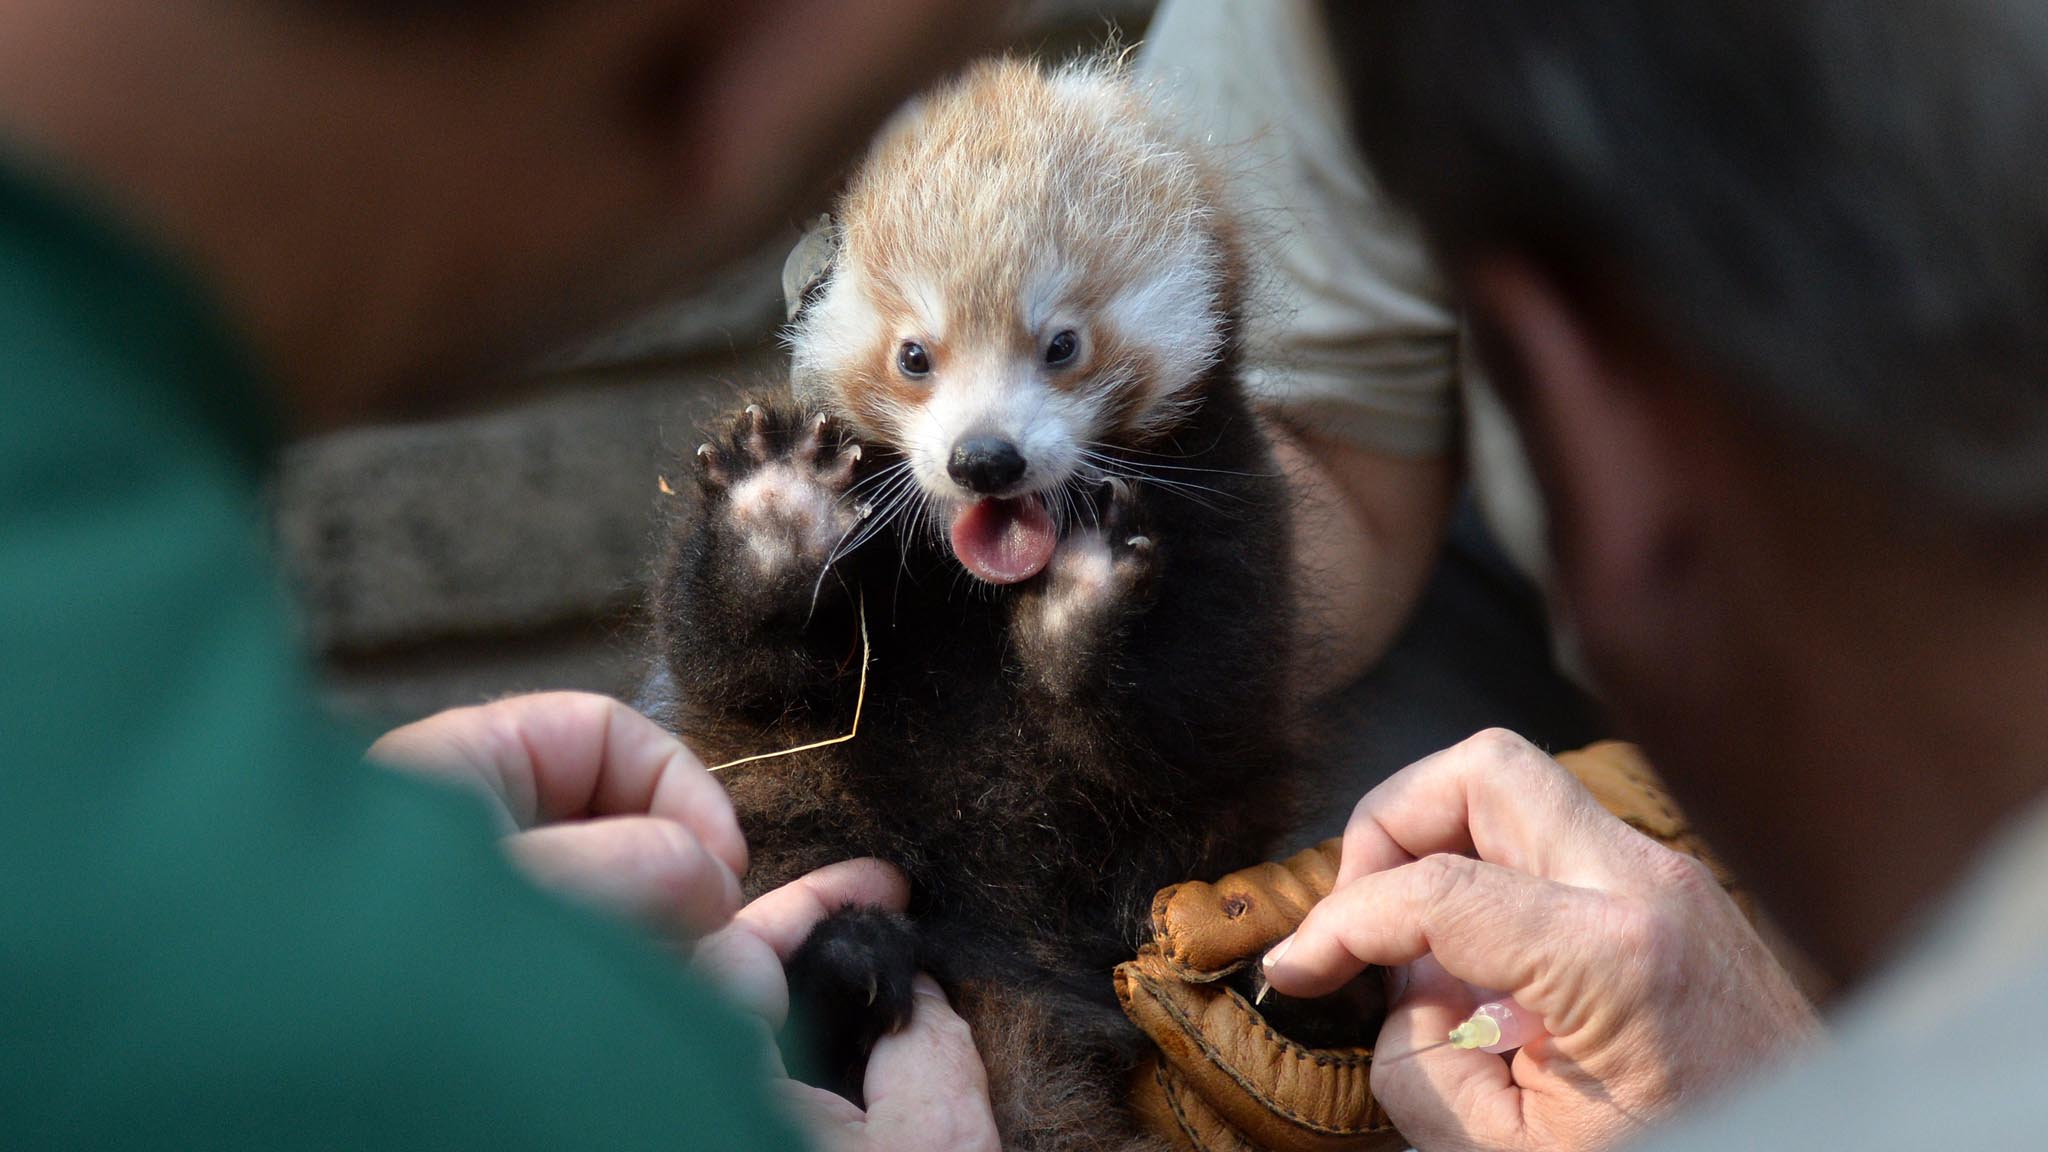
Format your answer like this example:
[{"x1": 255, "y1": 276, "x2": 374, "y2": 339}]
[
  {"x1": 1262, "y1": 934, "x2": 1293, "y2": 969},
  {"x1": 1386, "y1": 964, "x2": 1410, "y2": 1004},
  {"x1": 910, "y1": 973, "x2": 946, "y2": 1001}
]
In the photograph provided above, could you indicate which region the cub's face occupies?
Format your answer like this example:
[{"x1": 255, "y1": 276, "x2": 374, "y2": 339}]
[{"x1": 791, "y1": 59, "x2": 1231, "y2": 516}]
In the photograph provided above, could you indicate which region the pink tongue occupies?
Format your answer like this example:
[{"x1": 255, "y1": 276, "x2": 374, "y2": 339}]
[{"x1": 949, "y1": 497, "x2": 1058, "y2": 584}]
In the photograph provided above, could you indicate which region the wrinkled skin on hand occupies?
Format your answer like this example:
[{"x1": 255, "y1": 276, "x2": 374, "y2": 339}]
[
  {"x1": 369, "y1": 692, "x2": 747, "y2": 943},
  {"x1": 694, "y1": 859, "x2": 1003, "y2": 1152},
  {"x1": 1262, "y1": 730, "x2": 1821, "y2": 1152},
  {"x1": 374, "y1": 695, "x2": 1002, "y2": 1152}
]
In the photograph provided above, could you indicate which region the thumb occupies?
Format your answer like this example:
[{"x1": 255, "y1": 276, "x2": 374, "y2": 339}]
[
  {"x1": 506, "y1": 815, "x2": 743, "y2": 941},
  {"x1": 859, "y1": 975, "x2": 1001, "y2": 1152},
  {"x1": 1371, "y1": 956, "x2": 1524, "y2": 1151}
]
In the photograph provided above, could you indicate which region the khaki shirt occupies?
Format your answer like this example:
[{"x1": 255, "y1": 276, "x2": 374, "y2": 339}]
[{"x1": 1139, "y1": 0, "x2": 1555, "y2": 596}]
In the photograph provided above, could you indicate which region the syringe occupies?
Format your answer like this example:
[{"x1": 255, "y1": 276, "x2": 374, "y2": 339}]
[
  {"x1": 1444, "y1": 998, "x2": 1539, "y2": 1054},
  {"x1": 1251, "y1": 977, "x2": 1545, "y2": 1059},
  {"x1": 1379, "y1": 998, "x2": 1543, "y2": 1064}
]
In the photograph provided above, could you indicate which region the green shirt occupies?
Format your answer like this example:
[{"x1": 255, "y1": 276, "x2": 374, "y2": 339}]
[{"x1": 0, "y1": 157, "x2": 799, "y2": 1149}]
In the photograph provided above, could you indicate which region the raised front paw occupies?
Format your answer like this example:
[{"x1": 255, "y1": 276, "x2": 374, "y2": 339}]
[
  {"x1": 696, "y1": 401, "x2": 866, "y2": 580},
  {"x1": 1012, "y1": 480, "x2": 1158, "y2": 695},
  {"x1": 1043, "y1": 479, "x2": 1157, "y2": 626}
]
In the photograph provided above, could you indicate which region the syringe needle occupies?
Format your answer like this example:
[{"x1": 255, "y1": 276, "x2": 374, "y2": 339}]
[
  {"x1": 1378, "y1": 1000, "x2": 1544, "y2": 1064},
  {"x1": 1374, "y1": 1037, "x2": 1454, "y2": 1066}
]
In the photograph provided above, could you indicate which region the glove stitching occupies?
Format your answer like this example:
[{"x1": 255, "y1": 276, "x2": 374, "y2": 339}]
[
  {"x1": 1153, "y1": 847, "x2": 1341, "y2": 983},
  {"x1": 1128, "y1": 966, "x2": 1394, "y2": 1136},
  {"x1": 1153, "y1": 1059, "x2": 1238, "y2": 1152},
  {"x1": 1163, "y1": 956, "x2": 1255, "y2": 984}
]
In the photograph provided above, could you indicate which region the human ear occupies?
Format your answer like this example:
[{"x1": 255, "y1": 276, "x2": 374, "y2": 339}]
[{"x1": 1462, "y1": 258, "x2": 1705, "y2": 616}]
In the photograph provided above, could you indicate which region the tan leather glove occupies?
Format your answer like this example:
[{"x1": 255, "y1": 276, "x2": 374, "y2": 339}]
[{"x1": 1114, "y1": 742, "x2": 1737, "y2": 1152}]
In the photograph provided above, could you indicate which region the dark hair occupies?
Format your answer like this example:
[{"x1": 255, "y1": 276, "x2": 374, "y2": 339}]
[{"x1": 1323, "y1": 0, "x2": 2048, "y2": 520}]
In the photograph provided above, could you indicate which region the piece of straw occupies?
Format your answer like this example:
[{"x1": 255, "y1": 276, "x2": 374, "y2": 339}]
[{"x1": 708, "y1": 595, "x2": 870, "y2": 775}]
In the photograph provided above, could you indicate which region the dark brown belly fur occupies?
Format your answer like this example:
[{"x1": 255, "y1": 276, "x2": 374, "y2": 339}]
[{"x1": 645, "y1": 370, "x2": 1299, "y2": 1151}]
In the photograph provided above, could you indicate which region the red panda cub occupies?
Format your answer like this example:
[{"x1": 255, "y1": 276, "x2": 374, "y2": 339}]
[{"x1": 650, "y1": 57, "x2": 1300, "y2": 1151}]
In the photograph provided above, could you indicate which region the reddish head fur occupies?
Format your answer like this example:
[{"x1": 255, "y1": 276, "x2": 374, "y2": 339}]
[{"x1": 792, "y1": 57, "x2": 1247, "y2": 511}]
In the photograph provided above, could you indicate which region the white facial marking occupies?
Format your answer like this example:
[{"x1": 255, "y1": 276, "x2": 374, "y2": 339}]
[
  {"x1": 791, "y1": 265, "x2": 882, "y2": 402},
  {"x1": 910, "y1": 355, "x2": 1099, "y2": 505},
  {"x1": 902, "y1": 279, "x2": 947, "y2": 342},
  {"x1": 1103, "y1": 243, "x2": 1224, "y2": 424},
  {"x1": 1023, "y1": 262, "x2": 1076, "y2": 335}
]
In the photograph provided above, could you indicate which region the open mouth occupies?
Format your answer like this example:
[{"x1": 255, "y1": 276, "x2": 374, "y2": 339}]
[{"x1": 948, "y1": 495, "x2": 1058, "y2": 584}]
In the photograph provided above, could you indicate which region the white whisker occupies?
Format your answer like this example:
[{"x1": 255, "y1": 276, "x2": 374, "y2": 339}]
[
  {"x1": 1076, "y1": 449, "x2": 1241, "y2": 513},
  {"x1": 807, "y1": 467, "x2": 923, "y2": 622},
  {"x1": 1080, "y1": 440, "x2": 1276, "y2": 478}
]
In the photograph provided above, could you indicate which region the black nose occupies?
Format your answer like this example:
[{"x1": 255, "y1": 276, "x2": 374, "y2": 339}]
[{"x1": 947, "y1": 436, "x2": 1027, "y2": 495}]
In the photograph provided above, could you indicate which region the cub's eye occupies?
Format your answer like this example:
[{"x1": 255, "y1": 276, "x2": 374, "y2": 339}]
[
  {"x1": 896, "y1": 341, "x2": 932, "y2": 378},
  {"x1": 1045, "y1": 329, "x2": 1080, "y2": 367}
]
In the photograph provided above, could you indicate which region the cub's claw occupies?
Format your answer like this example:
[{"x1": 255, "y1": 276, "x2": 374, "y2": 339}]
[
  {"x1": 1118, "y1": 532, "x2": 1157, "y2": 581},
  {"x1": 783, "y1": 905, "x2": 920, "y2": 1106},
  {"x1": 742, "y1": 402, "x2": 770, "y2": 459},
  {"x1": 699, "y1": 404, "x2": 860, "y2": 488},
  {"x1": 798, "y1": 412, "x2": 862, "y2": 489},
  {"x1": 1094, "y1": 478, "x2": 1157, "y2": 590},
  {"x1": 691, "y1": 399, "x2": 869, "y2": 579},
  {"x1": 695, "y1": 441, "x2": 727, "y2": 488}
]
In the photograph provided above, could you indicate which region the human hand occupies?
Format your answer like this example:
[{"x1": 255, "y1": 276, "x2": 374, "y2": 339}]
[
  {"x1": 694, "y1": 859, "x2": 1002, "y2": 1152},
  {"x1": 368, "y1": 691, "x2": 745, "y2": 942},
  {"x1": 1262, "y1": 731, "x2": 1820, "y2": 1151}
]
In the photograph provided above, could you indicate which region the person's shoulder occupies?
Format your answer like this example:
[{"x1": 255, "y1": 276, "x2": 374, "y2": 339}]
[{"x1": 1641, "y1": 960, "x2": 2048, "y2": 1151}]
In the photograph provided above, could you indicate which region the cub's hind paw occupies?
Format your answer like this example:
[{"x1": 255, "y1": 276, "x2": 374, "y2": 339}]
[
  {"x1": 782, "y1": 905, "x2": 920, "y2": 1105},
  {"x1": 695, "y1": 403, "x2": 868, "y2": 578}
]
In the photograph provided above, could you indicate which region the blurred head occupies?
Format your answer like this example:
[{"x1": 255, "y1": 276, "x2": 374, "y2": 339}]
[
  {"x1": 0, "y1": 0, "x2": 993, "y2": 426},
  {"x1": 1326, "y1": 0, "x2": 2048, "y2": 973}
]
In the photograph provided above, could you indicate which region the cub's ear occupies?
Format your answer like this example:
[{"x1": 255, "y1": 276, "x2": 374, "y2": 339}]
[{"x1": 782, "y1": 214, "x2": 840, "y2": 323}]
